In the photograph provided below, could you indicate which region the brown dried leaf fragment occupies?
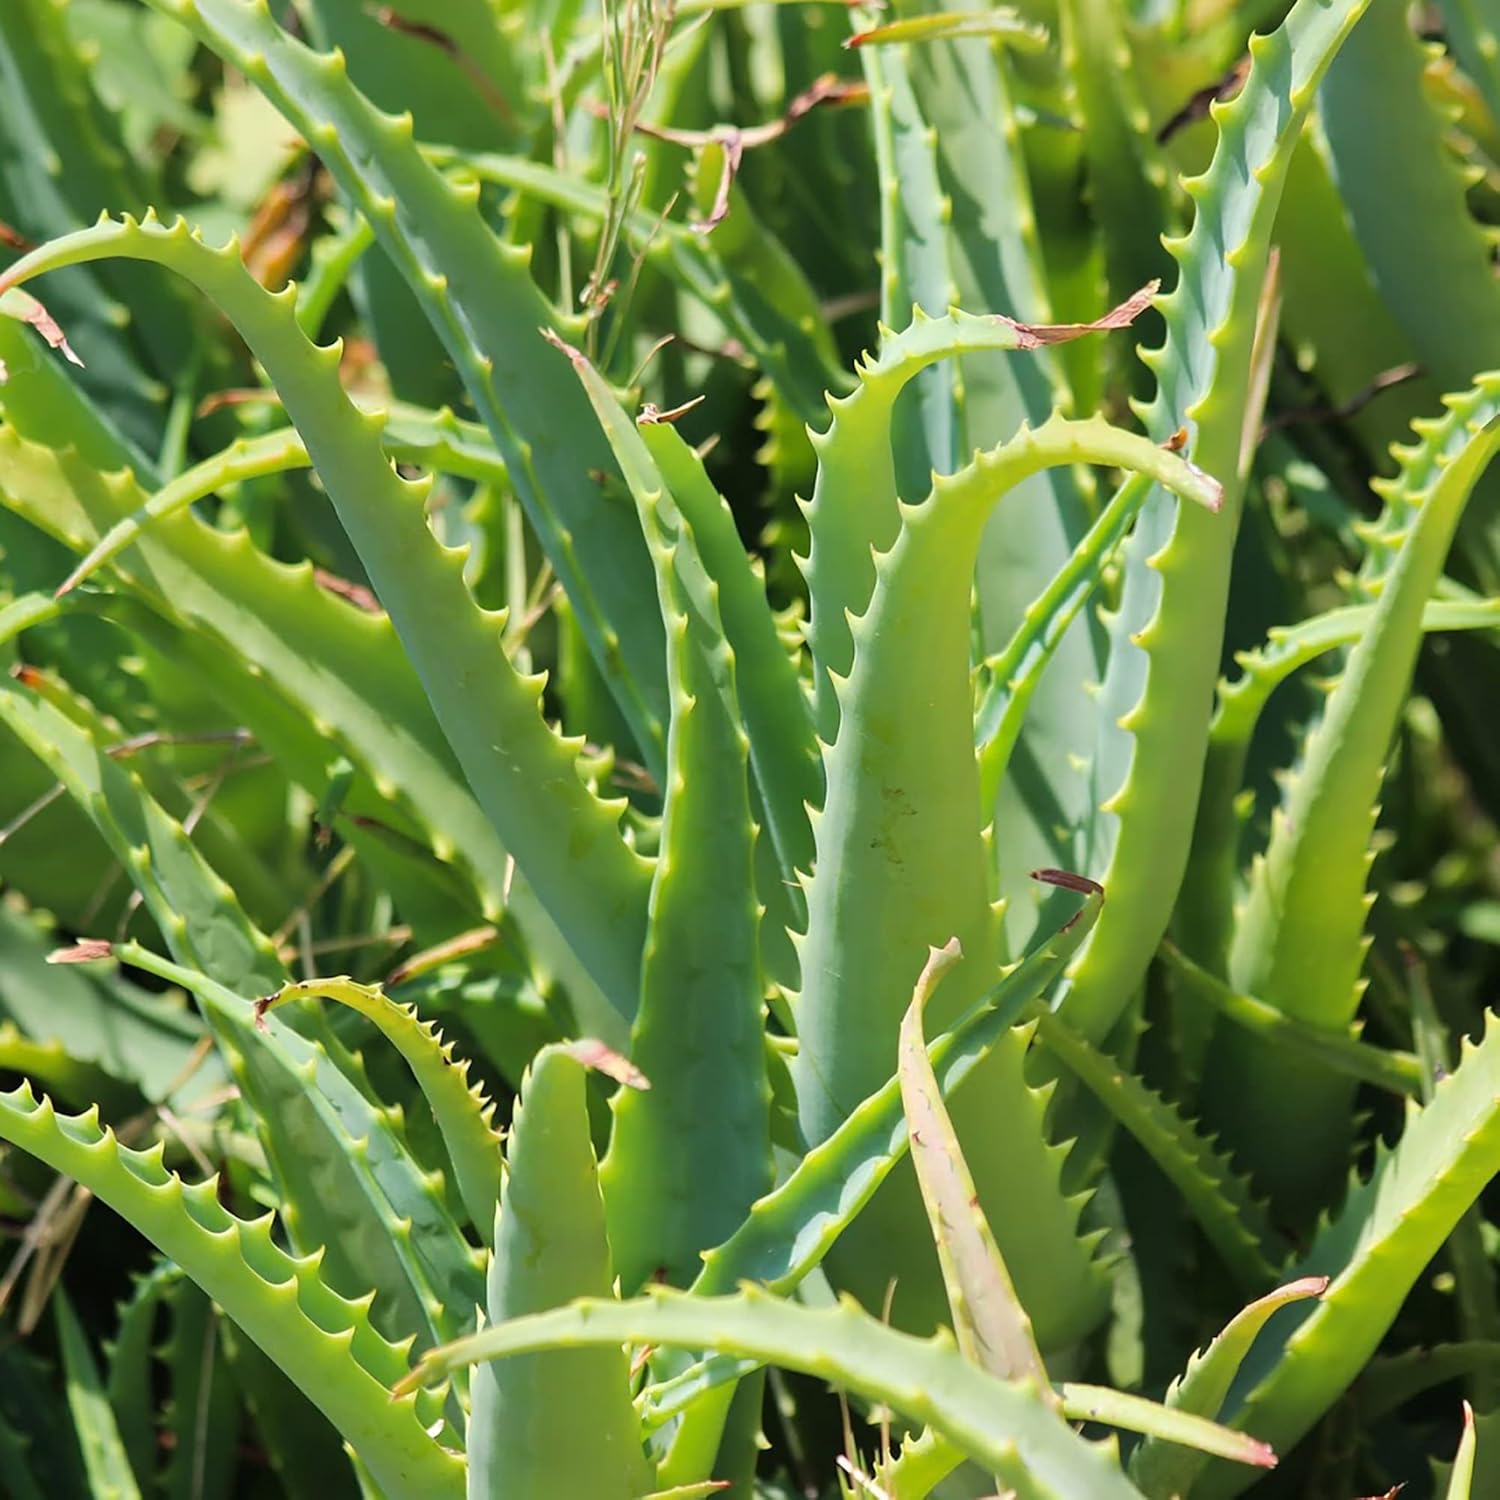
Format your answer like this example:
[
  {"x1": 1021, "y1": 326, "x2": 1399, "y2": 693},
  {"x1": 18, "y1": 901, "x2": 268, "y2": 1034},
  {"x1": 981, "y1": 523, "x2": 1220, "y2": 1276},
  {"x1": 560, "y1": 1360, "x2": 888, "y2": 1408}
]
[
  {"x1": 996, "y1": 280, "x2": 1159, "y2": 349},
  {"x1": 563, "y1": 1038, "x2": 651, "y2": 1091},
  {"x1": 0, "y1": 287, "x2": 84, "y2": 375}
]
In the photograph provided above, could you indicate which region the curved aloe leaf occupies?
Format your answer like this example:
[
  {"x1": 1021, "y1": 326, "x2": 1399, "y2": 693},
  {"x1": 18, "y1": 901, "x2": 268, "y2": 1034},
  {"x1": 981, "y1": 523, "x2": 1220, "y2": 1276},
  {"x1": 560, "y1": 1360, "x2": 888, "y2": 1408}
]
[
  {"x1": 795, "y1": 405, "x2": 1218, "y2": 1344},
  {"x1": 1211, "y1": 375, "x2": 1500, "y2": 1214},
  {"x1": 138, "y1": 0, "x2": 669, "y2": 761},
  {"x1": 0, "y1": 1083, "x2": 464, "y2": 1500},
  {"x1": 403, "y1": 1286, "x2": 1147, "y2": 1499},
  {"x1": 257, "y1": 976, "x2": 504, "y2": 1243},
  {"x1": 1195, "y1": 1011, "x2": 1500, "y2": 1497},
  {"x1": 0, "y1": 213, "x2": 654, "y2": 1024},
  {"x1": 1062, "y1": 0, "x2": 1374, "y2": 1046},
  {"x1": 1128, "y1": 1277, "x2": 1326, "y2": 1498}
]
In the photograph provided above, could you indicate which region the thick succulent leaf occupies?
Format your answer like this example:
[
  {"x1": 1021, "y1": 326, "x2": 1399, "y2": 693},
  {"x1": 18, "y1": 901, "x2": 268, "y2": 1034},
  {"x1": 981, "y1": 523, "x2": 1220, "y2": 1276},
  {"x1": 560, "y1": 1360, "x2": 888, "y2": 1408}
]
[
  {"x1": 1063, "y1": 0, "x2": 1375, "y2": 1044},
  {"x1": 795, "y1": 407, "x2": 1218, "y2": 1343},
  {"x1": 0, "y1": 1083, "x2": 464, "y2": 1500},
  {"x1": 1026, "y1": 1002, "x2": 1284, "y2": 1291},
  {"x1": 468, "y1": 1045, "x2": 652, "y2": 1499},
  {"x1": 404, "y1": 1286, "x2": 1148, "y2": 1499},
  {"x1": 1195, "y1": 1011, "x2": 1500, "y2": 1497},
  {"x1": 694, "y1": 875, "x2": 1100, "y2": 1296},
  {"x1": 1211, "y1": 375, "x2": 1500, "y2": 1213},
  {"x1": 639, "y1": 418, "x2": 819, "y2": 898},
  {"x1": 0, "y1": 214, "x2": 654, "y2": 1026},
  {"x1": 257, "y1": 976, "x2": 505, "y2": 1245},
  {"x1": 138, "y1": 0, "x2": 669, "y2": 760},
  {"x1": 899, "y1": 937, "x2": 1049, "y2": 1388},
  {"x1": 54, "y1": 1287, "x2": 144, "y2": 1500},
  {"x1": 561, "y1": 344, "x2": 772, "y2": 1295},
  {"x1": 1128, "y1": 1277, "x2": 1326, "y2": 1498}
]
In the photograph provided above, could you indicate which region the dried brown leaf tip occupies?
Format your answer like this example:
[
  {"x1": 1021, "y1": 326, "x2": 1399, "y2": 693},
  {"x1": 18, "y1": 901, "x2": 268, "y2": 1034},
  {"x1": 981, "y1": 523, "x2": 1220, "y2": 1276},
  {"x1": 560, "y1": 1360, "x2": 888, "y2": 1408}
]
[
  {"x1": 996, "y1": 280, "x2": 1159, "y2": 350},
  {"x1": 539, "y1": 325, "x2": 586, "y2": 365},
  {"x1": 0, "y1": 287, "x2": 84, "y2": 379},
  {"x1": 637, "y1": 394, "x2": 705, "y2": 426},
  {"x1": 0, "y1": 219, "x2": 33, "y2": 252},
  {"x1": 562, "y1": 1038, "x2": 651, "y2": 1091},
  {"x1": 47, "y1": 938, "x2": 114, "y2": 966}
]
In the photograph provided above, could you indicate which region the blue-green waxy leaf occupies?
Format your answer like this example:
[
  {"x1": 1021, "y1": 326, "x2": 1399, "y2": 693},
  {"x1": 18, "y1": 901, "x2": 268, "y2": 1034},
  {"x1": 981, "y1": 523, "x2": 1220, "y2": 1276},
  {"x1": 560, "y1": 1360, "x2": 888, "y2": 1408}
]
[
  {"x1": 0, "y1": 1083, "x2": 464, "y2": 1500},
  {"x1": 404, "y1": 1287, "x2": 1149, "y2": 1499},
  {"x1": 468, "y1": 1045, "x2": 652, "y2": 1500},
  {"x1": 137, "y1": 0, "x2": 669, "y2": 763},
  {"x1": 0, "y1": 214, "x2": 654, "y2": 1028},
  {"x1": 1062, "y1": 0, "x2": 1375, "y2": 1046},
  {"x1": 1209, "y1": 375, "x2": 1500, "y2": 1216},
  {"x1": 54, "y1": 1287, "x2": 144, "y2": 1500},
  {"x1": 796, "y1": 394, "x2": 1218, "y2": 1346},
  {"x1": 557, "y1": 339, "x2": 773, "y2": 1296}
]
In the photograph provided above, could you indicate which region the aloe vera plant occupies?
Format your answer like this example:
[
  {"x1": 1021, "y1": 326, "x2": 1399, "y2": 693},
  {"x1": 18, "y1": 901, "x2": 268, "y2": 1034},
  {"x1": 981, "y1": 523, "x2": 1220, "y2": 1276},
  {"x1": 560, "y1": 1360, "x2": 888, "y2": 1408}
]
[{"x1": 1, "y1": 0, "x2": 1499, "y2": 1494}]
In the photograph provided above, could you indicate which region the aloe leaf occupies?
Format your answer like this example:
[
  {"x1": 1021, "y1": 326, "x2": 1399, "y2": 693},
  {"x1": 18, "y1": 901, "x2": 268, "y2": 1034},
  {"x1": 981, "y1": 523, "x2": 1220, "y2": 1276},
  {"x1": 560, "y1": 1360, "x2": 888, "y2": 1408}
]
[
  {"x1": 1320, "y1": 0, "x2": 1500, "y2": 398},
  {"x1": 138, "y1": 0, "x2": 669, "y2": 759},
  {"x1": 848, "y1": 10, "x2": 1048, "y2": 51},
  {"x1": 468, "y1": 1045, "x2": 653, "y2": 1499},
  {"x1": 0, "y1": 214, "x2": 654, "y2": 1024},
  {"x1": 0, "y1": 0, "x2": 202, "y2": 454},
  {"x1": 1063, "y1": 0, "x2": 1375, "y2": 1045},
  {"x1": 800, "y1": 301, "x2": 1148, "y2": 742},
  {"x1": 1194, "y1": 1012, "x2": 1500, "y2": 1497},
  {"x1": 1128, "y1": 1277, "x2": 1326, "y2": 1498},
  {"x1": 1059, "y1": 0, "x2": 1175, "y2": 342},
  {"x1": 796, "y1": 406, "x2": 1218, "y2": 1344},
  {"x1": 107, "y1": 1259, "x2": 183, "y2": 1487},
  {"x1": 976, "y1": 471, "x2": 1152, "y2": 810},
  {"x1": 1211, "y1": 376, "x2": 1500, "y2": 1215},
  {"x1": 0, "y1": 1083, "x2": 463, "y2": 1500},
  {"x1": 639, "y1": 420, "x2": 819, "y2": 890},
  {"x1": 117, "y1": 941, "x2": 485, "y2": 1359},
  {"x1": 861, "y1": 39, "x2": 960, "y2": 497},
  {"x1": 1025, "y1": 1000, "x2": 1284, "y2": 1291},
  {"x1": 558, "y1": 342, "x2": 772, "y2": 1294},
  {"x1": 404, "y1": 1286, "x2": 1148, "y2": 1499},
  {"x1": 295, "y1": 0, "x2": 527, "y2": 411},
  {"x1": 0, "y1": 676, "x2": 485, "y2": 1355},
  {"x1": 711, "y1": 886, "x2": 1103, "y2": 1301},
  {"x1": 1158, "y1": 941, "x2": 1423, "y2": 1097},
  {"x1": 654, "y1": 874, "x2": 1099, "y2": 1487},
  {"x1": 1177, "y1": 593, "x2": 1500, "y2": 987},
  {"x1": 899, "y1": 937, "x2": 1050, "y2": 1389},
  {"x1": 54, "y1": 1286, "x2": 144, "y2": 1500},
  {"x1": 0, "y1": 425, "x2": 610, "y2": 1035},
  {"x1": 160, "y1": 1282, "x2": 238, "y2": 1500},
  {"x1": 1447, "y1": 1402, "x2": 1479, "y2": 1499},
  {"x1": 257, "y1": 976, "x2": 505, "y2": 1244}
]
